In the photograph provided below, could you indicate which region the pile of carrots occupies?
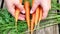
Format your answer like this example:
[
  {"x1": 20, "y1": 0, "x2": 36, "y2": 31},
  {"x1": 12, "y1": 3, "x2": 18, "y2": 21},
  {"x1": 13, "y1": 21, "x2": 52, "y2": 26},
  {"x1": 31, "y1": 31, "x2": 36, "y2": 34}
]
[{"x1": 15, "y1": 0, "x2": 43, "y2": 34}]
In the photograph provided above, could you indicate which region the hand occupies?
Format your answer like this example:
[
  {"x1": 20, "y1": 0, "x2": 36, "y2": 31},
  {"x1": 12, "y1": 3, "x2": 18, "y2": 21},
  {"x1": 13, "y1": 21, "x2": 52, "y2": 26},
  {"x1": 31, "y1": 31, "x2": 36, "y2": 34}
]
[
  {"x1": 5, "y1": 0, "x2": 25, "y2": 20},
  {"x1": 30, "y1": 0, "x2": 51, "y2": 19}
]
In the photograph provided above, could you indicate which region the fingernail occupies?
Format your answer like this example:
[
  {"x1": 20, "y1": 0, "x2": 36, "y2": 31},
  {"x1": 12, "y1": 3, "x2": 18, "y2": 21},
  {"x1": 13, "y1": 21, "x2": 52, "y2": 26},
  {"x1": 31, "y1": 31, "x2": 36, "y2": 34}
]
[
  {"x1": 30, "y1": 10, "x2": 33, "y2": 14},
  {"x1": 21, "y1": 10, "x2": 25, "y2": 14}
]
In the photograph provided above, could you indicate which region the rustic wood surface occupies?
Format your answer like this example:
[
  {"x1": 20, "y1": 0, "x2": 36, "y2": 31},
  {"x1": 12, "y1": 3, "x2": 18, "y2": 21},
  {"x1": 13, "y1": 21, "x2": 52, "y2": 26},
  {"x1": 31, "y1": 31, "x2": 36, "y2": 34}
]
[
  {"x1": 36, "y1": 25, "x2": 59, "y2": 34},
  {"x1": 0, "y1": 0, "x2": 6, "y2": 8},
  {"x1": 0, "y1": 0, "x2": 2, "y2": 8}
]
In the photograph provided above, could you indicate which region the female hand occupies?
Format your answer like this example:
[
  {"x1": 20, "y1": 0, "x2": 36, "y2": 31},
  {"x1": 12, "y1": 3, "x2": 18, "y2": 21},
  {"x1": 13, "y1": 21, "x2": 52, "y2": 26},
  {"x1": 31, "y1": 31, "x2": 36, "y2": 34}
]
[
  {"x1": 5, "y1": 0, "x2": 25, "y2": 20},
  {"x1": 30, "y1": 0, "x2": 51, "y2": 19}
]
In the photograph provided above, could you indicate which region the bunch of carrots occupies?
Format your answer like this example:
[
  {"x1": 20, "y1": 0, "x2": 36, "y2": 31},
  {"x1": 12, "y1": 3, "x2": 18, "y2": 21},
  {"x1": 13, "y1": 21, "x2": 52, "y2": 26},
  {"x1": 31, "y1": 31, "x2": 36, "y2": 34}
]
[{"x1": 15, "y1": 0, "x2": 43, "y2": 34}]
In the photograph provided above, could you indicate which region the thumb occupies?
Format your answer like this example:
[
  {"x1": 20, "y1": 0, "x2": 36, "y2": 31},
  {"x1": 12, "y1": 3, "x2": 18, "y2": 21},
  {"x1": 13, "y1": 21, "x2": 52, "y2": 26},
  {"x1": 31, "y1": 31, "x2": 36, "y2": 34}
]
[{"x1": 30, "y1": 2, "x2": 39, "y2": 14}]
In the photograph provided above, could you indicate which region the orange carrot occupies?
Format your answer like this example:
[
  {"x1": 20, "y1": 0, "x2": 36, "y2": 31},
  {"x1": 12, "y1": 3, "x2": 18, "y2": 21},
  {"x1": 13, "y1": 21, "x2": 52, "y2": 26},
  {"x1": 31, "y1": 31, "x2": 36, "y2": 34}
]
[
  {"x1": 31, "y1": 13, "x2": 35, "y2": 34},
  {"x1": 31, "y1": 0, "x2": 36, "y2": 34},
  {"x1": 15, "y1": 0, "x2": 22, "y2": 22},
  {"x1": 35, "y1": 6, "x2": 40, "y2": 26},
  {"x1": 15, "y1": 0, "x2": 22, "y2": 32},
  {"x1": 36, "y1": 6, "x2": 43, "y2": 29},
  {"x1": 38, "y1": 6, "x2": 43, "y2": 22},
  {"x1": 31, "y1": 0, "x2": 43, "y2": 34},
  {"x1": 24, "y1": 1, "x2": 30, "y2": 31},
  {"x1": 15, "y1": 8, "x2": 20, "y2": 22}
]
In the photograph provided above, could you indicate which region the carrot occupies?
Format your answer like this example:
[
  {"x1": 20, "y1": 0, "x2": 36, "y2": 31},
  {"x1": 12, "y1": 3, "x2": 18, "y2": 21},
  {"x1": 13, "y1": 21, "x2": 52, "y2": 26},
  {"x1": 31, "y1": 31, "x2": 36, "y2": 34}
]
[
  {"x1": 36, "y1": 6, "x2": 43, "y2": 29},
  {"x1": 15, "y1": 0, "x2": 22, "y2": 32},
  {"x1": 31, "y1": 0, "x2": 36, "y2": 34},
  {"x1": 35, "y1": 6, "x2": 40, "y2": 26},
  {"x1": 15, "y1": 0, "x2": 22, "y2": 22},
  {"x1": 24, "y1": 1, "x2": 30, "y2": 31},
  {"x1": 31, "y1": 0, "x2": 43, "y2": 34},
  {"x1": 38, "y1": 6, "x2": 43, "y2": 22},
  {"x1": 15, "y1": 8, "x2": 20, "y2": 23},
  {"x1": 31, "y1": 13, "x2": 35, "y2": 34}
]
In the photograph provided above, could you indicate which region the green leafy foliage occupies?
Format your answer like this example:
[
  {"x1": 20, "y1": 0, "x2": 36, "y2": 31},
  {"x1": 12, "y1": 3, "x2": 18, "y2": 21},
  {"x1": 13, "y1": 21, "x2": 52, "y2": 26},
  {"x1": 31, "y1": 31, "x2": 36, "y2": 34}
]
[{"x1": 0, "y1": 9, "x2": 27, "y2": 34}]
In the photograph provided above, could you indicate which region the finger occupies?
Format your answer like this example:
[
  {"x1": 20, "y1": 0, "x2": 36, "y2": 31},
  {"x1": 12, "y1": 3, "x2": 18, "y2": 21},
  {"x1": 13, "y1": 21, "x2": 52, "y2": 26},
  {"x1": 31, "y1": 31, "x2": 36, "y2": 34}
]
[
  {"x1": 18, "y1": 14, "x2": 25, "y2": 20},
  {"x1": 30, "y1": 1, "x2": 40, "y2": 14},
  {"x1": 14, "y1": 2, "x2": 25, "y2": 14}
]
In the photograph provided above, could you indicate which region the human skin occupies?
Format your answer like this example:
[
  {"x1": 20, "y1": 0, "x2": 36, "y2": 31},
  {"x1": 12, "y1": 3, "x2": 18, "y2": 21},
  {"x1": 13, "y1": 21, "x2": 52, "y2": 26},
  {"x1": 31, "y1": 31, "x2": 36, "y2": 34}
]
[
  {"x1": 4, "y1": 0, "x2": 25, "y2": 20},
  {"x1": 4, "y1": 0, "x2": 51, "y2": 20},
  {"x1": 30, "y1": 0, "x2": 51, "y2": 19}
]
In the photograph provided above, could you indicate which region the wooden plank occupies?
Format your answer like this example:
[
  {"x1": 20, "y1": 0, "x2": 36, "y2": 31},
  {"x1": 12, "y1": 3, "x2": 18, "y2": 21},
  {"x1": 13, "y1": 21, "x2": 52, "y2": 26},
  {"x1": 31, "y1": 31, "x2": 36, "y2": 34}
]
[
  {"x1": 44, "y1": 26, "x2": 54, "y2": 34},
  {"x1": 3, "y1": 2, "x2": 6, "y2": 9},
  {"x1": 35, "y1": 25, "x2": 59, "y2": 34},
  {"x1": 36, "y1": 28, "x2": 45, "y2": 34},
  {"x1": 0, "y1": 0, "x2": 2, "y2": 8},
  {"x1": 0, "y1": 0, "x2": 6, "y2": 9},
  {"x1": 53, "y1": 25, "x2": 59, "y2": 34},
  {"x1": 45, "y1": 25, "x2": 59, "y2": 34},
  {"x1": 59, "y1": 0, "x2": 60, "y2": 3}
]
